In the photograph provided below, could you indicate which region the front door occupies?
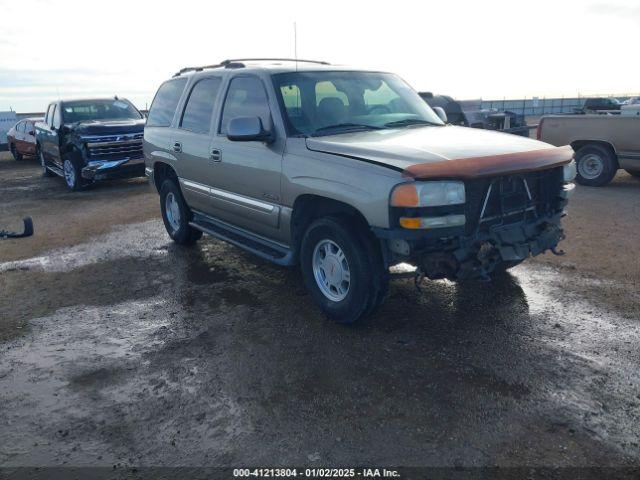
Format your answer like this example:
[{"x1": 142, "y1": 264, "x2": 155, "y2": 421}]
[
  {"x1": 22, "y1": 121, "x2": 37, "y2": 155},
  {"x1": 207, "y1": 75, "x2": 283, "y2": 238},
  {"x1": 42, "y1": 104, "x2": 62, "y2": 165}
]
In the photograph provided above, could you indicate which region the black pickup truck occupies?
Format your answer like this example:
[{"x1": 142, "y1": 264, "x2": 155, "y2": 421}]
[{"x1": 35, "y1": 98, "x2": 146, "y2": 190}]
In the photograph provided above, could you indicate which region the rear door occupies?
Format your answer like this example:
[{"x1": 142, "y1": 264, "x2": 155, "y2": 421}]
[
  {"x1": 207, "y1": 74, "x2": 284, "y2": 237},
  {"x1": 172, "y1": 75, "x2": 223, "y2": 214}
]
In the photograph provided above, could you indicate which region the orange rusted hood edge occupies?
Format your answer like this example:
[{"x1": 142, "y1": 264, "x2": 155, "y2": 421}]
[{"x1": 402, "y1": 145, "x2": 574, "y2": 180}]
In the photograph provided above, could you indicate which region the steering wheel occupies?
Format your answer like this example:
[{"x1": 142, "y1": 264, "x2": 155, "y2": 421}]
[{"x1": 369, "y1": 105, "x2": 391, "y2": 115}]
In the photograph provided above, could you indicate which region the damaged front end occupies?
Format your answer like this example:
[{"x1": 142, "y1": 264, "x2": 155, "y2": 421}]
[
  {"x1": 377, "y1": 156, "x2": 575, "y2": 282},
  {"x1": 414, "y1": 212, "x2": 566, "y2": 281}
]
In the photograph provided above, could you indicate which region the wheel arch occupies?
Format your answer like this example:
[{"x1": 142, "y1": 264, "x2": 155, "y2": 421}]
[
  {"x1": 152, "y1": 161, "x2": 179, "y2": 192},
  {"x1": 290, "y1": 194, "x2": 373, "y2": 260}
]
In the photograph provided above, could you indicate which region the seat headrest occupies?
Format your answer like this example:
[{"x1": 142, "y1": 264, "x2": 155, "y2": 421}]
[{"x1": 317, "y1": 97, "x2": 346, "y2": 125}]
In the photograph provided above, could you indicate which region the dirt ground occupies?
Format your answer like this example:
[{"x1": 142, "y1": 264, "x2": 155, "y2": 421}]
[{"x1": 0, "y1": 151, "x2": 639, "y2": 470}]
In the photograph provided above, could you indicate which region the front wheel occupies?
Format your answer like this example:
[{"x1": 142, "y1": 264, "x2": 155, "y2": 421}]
[
  {"x1": 300, "y1": 216, "x2": 388, "y2": 324},
  {"x1": 574, "y1": 144, "x2": 617, "y2": 187},
  {"x1": 159, "y1": 179, "x2": 202, "y2": 245},
  {"x1": 63, "y1": 159, "x2": 86, "y2": 191}
]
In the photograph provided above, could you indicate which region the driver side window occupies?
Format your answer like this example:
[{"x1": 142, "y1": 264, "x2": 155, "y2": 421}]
[
  {"x1": 220, "y1": 76, "x2": 271, "y2": 134},
  {"x1": 52, "y1": 105, "x2": 62, "y2": 129}
]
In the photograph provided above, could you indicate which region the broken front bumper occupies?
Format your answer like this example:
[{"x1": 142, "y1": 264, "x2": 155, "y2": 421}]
[
  {"x1": 81, "y1": 158, "x2": 146, "y2": 181},
  {"x1": 373, "y1": 212, "x2": 565, "y2": 281}
]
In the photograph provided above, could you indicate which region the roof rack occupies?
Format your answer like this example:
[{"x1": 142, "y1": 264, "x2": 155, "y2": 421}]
[{"x1": 172, "y1": 58, "x2": 330, "y2": 77}]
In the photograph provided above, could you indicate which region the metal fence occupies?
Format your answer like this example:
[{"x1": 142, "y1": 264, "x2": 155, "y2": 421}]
[{"x1": 475, "y1": 93, "x2": 640, "y2": 117}]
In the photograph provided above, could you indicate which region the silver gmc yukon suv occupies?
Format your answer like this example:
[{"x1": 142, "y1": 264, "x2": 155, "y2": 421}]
[{"x1": 144, "y1": 58, "x2": 576, "y2": 324}]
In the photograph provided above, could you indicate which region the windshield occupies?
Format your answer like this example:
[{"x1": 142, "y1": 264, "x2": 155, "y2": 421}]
[
  {"x1": 272, "y1": 71, "x2": 444, "y2": 136},
  {"x1": 62, "y1": 99, "x2": 142, "y2": 123}
]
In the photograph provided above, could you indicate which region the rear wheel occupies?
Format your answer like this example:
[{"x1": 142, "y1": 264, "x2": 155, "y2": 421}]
[
  {"x1": 300, "y1": 216, "x2": 388, "y2": 324},
  {"x1": 574, "y1": 144, "x2": 617, "y2": 187},
  {"x1": 10, "y1": 144, "x2": 23, "y2": 161},
  {"x1": 159, "y1": 179, "x2": 202, "y2": 245}
]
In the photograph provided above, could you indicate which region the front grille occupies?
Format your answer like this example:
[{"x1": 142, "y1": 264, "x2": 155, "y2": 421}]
[
  {"x1": 85, "y1": 133, "x2": 144, "y2": 161},
  {"x1": 464, "y1": 167, "x2": 563, "y2": 234}
]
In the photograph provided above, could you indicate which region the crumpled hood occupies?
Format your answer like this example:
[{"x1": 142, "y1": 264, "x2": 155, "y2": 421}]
[
  {"x1": 71, "y1": 119, "x2": 145, "y2": 136},
  {"x1": 306, "y1": 125, "x2": 572, "y2": 178}
]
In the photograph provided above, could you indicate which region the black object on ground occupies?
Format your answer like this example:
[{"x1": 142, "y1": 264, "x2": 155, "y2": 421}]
[{"x1": 0, "y1": 217, "x2": 34, "y2": 239}]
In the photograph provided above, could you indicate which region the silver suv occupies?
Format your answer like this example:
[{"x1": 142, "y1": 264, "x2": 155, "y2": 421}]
[{"x1": 144, "y1": 58, "x2": 576, "y2": 324}]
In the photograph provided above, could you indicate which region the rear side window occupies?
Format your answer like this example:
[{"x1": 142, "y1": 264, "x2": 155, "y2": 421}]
[
  {"x1": 16, "y1": 122, "x2": 25, "y2": 133},
  {"x1": 220, "y1": 76, "x2": 271, "y2": 134},
  {"x1": 180, "y1": 77, "x2": 222, "y2": 134},
  {"x1": 147, "y1": 78, "x2": 188, "y2": 127}
]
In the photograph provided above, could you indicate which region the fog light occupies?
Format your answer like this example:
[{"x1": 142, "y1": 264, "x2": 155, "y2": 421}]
[{"x1": 399, "y1": 214, "x2": 466, "y2": 229}]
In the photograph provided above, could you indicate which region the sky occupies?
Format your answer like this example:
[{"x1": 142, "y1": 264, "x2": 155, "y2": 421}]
[{"x1": 0, "y1": 0, "x2": 638, "y2": 112}]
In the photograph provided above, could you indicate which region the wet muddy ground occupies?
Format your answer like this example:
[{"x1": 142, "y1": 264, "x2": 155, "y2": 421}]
[{"x1": 0, "y1": 152, "x2": 639, "y2": 468}]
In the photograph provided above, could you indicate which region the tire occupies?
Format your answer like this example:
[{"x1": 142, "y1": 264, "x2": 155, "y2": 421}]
[
  {"x1": 38, "y1": 145, "x2": 54, "y2": 177},
  {"x1": 574, "y1": 144, "x2": 617, "y2": 187},
  {"x1": 10, "y1": 144, "x2": 23, "y2": 161},
  {"x1": 300, "y1": 216, "x2": 388, "y2": 324},
  {"x1": 62, "y1": 158, "x2": 86, "y2": 191},
  {"x1": 625, "y1": 169, "x2": 640, "y2": 179},
  {"x1": 159, "y1": 179, "x2": 202, "y2": 245}
]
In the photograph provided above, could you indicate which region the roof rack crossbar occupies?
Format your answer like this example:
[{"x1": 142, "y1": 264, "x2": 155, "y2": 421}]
[{"x1": 172, "y1": 58, "x2": 330, "y2": 77}]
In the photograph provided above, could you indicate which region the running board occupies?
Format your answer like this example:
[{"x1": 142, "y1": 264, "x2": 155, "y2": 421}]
[
  {"x1": 48, "y1": 165, "x2": 64, "y2": 177},
  {"x1": 190, "y1": 213, "x2": 295, "y2": 266}
]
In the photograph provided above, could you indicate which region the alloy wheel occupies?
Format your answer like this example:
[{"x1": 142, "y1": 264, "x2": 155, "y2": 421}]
[{"x1": 312, "y1": 239, "x2": 351, "y2": 302}]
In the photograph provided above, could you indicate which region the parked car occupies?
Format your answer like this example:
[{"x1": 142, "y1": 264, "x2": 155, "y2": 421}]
[
  {"x1": 35, "y1": 97, "x2": 146, "y2": 190},
  {"x1": 579, "y1": 97, "x2": 621, "y2": 114},
  {"x1": 6, "y1": 117, "x2": 42, "y2": 160},
  {"x1": 144, "y1": 59, "x2": 576, "y2": 324},
  {"x1": 537, "y1": 114, "x2": 640, "y2": 186}
]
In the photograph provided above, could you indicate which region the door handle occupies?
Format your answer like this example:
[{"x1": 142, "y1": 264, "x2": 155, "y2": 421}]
[
  {"x1": 210, "y1": 148, "x2": 222, "y2": 162},
  {"x1": 172, "y1": 141, "x2": 182, "y2": 153}
]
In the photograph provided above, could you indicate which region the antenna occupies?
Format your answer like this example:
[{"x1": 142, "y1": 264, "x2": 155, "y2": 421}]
[{"x1": 294, "y1": 22, "x2": 298, "y2": 72}]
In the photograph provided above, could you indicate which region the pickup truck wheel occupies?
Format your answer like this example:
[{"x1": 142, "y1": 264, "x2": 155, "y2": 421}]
[
  {"x1": 63, "y1": 159, "x2": 87, "y2": 191},
  {"x1": 574, "y1": 145, "x2": 617, "y2": 187},
  {"x1": 625, "y1": 169, "x2": 640, "y2": 179},
  {"x1": 301, "y1": 216, "x2": 387, "y2": 324},
  {"x1": 10, "y1": 144, "x2": 23, "y2": 161},
  {"x1": 159, "y1": 179, "x2": 202, "y2": 245},
  {"x1": 38, "y1": 146, "x2": 54, "y2": 177}
]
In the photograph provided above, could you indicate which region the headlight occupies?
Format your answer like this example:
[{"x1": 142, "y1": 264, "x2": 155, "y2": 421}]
[
  {"x1": 563, "y1": 160, "x2": 576, "y2": 183},
  {"x1": 391, "y1": 181, "x2": 465, "y2": 207}
]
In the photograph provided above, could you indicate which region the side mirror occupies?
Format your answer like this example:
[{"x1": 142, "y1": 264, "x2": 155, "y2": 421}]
[
  {"x1": 28, "y1": 131, "x2": 35, "y2": 136},
  {"x1": 433, "y1": 106, "x2": 448, "y2": 124},
  {"x1": 227, "y1": 117, "x2": 273, "y2": 143}
]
